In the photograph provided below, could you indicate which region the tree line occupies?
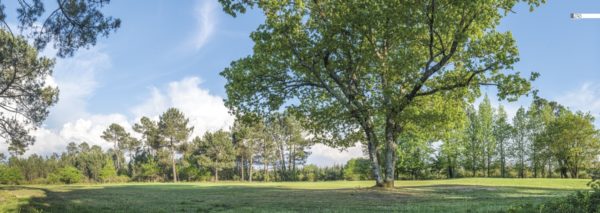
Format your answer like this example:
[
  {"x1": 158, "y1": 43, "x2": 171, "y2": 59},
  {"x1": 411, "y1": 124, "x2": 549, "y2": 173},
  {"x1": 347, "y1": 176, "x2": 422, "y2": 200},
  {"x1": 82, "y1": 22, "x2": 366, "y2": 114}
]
[
  {"x1": 0, "y1": 108, "x2": 367, "y2": 184},
  {"x1": 2, "y1": 94, "x2": 598, "y2": 185},
  {"x1": 401, "y1": 96, "x2": 600, "y2": 180}
]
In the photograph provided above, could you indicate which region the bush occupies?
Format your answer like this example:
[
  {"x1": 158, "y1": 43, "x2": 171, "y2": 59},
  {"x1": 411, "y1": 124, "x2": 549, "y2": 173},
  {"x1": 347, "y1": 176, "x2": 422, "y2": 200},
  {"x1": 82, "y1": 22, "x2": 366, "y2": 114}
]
[
  {"x1": 50, "y1": 166, "x2": 83, "y2": 184},
  {"x1": 0, "y1": 166, "x2": 23, "y2": 184},
  {"x1": 99, "y1": 159, "x2": 118, "y2": 183},
  {"x1": 343, "y1": 158, "x2": 372, "y2": 181}
]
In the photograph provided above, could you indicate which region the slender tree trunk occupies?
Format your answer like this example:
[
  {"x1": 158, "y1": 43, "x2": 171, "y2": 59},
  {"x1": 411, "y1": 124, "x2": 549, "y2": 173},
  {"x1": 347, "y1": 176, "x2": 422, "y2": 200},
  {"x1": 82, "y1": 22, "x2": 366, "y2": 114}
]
[
  {"x1": 486, "y1": 152, "x2": 491, "y2": 177},
  {"x1": 130, "y1": 152, "x2": 136, "y2": 177},
  {"x1": 471, "y1": 143, "x2": 476, "y2": 177},
  {"x1": 279, "y1": 143, "x2": 286, "y2": 181},
  {"x1": 263, "y1": 160, "x2": 268, "y2": 182},
  {"x1": 500, "y1": 141, "x2": 505, "y2": 178},
  {"x1": 548, "y1": 157, "x2": 552, "y2": 178},
  {"x1": 170, "y1": 141, "x2": 177, "y2": 182},
  {"x1": 214, "y1": 168, "x2": 219, "y2": 182},
  {"x1": 532, "y1": 147, "x2": 538, "y2": 178},
  {"x1": 289, "y1": 145, "x2": 294, "y2": 180},
  {"x1": 249, "y1": 153, "x2": 254, "y2": 182},
  {"x1": 241, "y1": 155, "x2": 245, "y2": 181},
  {"x1": 519, "y1": 157, "x2": 524, "y2": 178},
  {"x1": 114, "y1": 140, "x2": 120, "y2": 172},
  {"x1": 447, "y1": 155, "x2": 453, "y2": 179}
]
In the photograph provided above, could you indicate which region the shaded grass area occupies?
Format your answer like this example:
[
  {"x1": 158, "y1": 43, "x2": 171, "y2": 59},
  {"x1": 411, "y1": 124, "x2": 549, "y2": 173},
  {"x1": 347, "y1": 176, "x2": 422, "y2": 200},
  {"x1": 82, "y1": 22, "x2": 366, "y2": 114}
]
[{"x1": 0, "y1": 178, "x2": 591, "y2": 212}]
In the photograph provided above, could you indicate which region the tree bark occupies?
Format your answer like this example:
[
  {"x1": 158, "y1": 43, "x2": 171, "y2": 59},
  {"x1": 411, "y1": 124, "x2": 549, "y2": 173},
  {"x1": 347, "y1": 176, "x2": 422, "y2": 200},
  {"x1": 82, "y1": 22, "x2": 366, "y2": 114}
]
[
  {"x1": 471, "y1": 143, "x2": 476, "y2": 177},
  {"x1": 364, "y1": 124, "x2": 384, "y2": 187},
  {"x1": 500, "y1": 140, "x2": 505, "y2": 178},
  {"x1": 241, "y1": 155, "x2": 245, "y2": 181},
  {"x1": 279, "y1": 142, "x2": 286, "y2": 181},
  {"x1": 130, "y1": 152, "x2": 136, "y2": 177},
  {"x1": 486, "y1": 152, "x2": 491, "y2": 177},
  {"x1": 215, "y1": 168, "x2": 219, "y2": 182},
  {"x1": 548, "y1": 157, "x2": 552, "y2": 178},
  {"x1": 170, "y1": 144, "x2": 178, "y2": 182},
  {"x1": 383, "y1": 124, "x2": 397, "y2": 188},
  {"x1": 447, "y1": 155, "x2": 454, "y2": 179},
  {"x1": 249, "y1": 153, "x2": 254, "y2": 182},
  {"x1": 263, "y1": 159, "x2": 268, "y2": 182}
]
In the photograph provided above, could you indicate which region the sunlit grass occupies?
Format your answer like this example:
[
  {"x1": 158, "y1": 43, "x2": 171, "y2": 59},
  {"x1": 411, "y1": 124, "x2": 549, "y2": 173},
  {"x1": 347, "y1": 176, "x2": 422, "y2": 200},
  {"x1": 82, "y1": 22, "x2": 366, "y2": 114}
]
[{"x1": 0, "y1": 178, "x2": 591, "y2": 212}]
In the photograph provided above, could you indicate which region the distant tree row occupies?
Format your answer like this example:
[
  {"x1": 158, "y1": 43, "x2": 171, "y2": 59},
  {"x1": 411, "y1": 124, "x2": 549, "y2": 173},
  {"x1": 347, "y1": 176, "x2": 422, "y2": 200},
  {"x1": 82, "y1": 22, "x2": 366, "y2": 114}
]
[
  {"x1": 2, "y1": 95, "x2": 598, "y2": 184},
  {"x1": 2, "y1": 108, "x2": 360, "y2": 184},
  {"x1": 401, "y1": 96, "x2": 600, "y2": 179}
]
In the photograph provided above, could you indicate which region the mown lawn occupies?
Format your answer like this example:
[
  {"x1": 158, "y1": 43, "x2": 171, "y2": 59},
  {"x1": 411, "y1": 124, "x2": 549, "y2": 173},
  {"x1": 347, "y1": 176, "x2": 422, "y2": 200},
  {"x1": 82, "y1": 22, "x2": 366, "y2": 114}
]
[{"x1": 0, "y1": 178, "x2": 592, "y2": 212}]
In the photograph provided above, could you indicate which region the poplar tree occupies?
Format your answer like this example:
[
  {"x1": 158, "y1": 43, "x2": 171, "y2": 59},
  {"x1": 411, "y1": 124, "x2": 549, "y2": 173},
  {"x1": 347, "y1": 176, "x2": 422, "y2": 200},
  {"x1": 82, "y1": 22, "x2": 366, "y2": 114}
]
[
  {"x1": 494, "y1": 105, "x2": 512, "y2": 178},
  {"x1": 512, "y1": 107, "x2": 529, "y2": 178}
]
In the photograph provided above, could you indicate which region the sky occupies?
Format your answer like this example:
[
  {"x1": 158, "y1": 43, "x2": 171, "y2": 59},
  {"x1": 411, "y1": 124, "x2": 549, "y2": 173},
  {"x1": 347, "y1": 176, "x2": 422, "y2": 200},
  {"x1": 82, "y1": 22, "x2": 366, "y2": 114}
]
[{"x1": 0, "y1": 0, "x2": 599, "y2": 166}]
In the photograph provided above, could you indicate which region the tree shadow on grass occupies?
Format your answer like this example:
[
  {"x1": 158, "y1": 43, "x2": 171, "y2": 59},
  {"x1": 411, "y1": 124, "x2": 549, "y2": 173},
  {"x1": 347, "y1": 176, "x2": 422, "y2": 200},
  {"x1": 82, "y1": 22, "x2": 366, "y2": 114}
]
[{"x1": 1, "y1": 183, "x2": 582, "y2": 213}]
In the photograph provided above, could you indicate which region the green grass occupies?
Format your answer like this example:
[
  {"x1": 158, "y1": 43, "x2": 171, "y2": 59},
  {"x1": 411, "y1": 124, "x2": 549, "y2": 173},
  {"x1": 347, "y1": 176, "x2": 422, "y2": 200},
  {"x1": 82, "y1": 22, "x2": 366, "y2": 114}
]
[{"x1": 0, "y1": 178, "x2": 592, "y2": 212}]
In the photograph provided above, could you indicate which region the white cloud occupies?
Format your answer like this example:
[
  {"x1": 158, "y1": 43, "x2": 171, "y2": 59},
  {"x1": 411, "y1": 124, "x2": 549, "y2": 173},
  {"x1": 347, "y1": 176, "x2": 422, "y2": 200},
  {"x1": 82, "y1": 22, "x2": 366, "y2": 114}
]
[
  {"x1": 22, "y1": 114, "x2": 130, "y2": 157},
  {"x1": 191, "y1": 0, "x2": 217, "y2": 50},
  {"x1": 132, "y1": 77, "x2": 234, "y2": 138},
  {"x1": 0, "y1": 76, "x2": 235, "y2": 157},
  {"x1": 0, "y1": 39, "x2": 353, "y2": 166},
  {"x1": 60, "y1": 114, "x2": 131, "y2": 148},
  {"x1": 556, "y1": 82, "x2": 600, "y2": 119},
  {"x1": 45, "y1": 47, "x2": 111, "y2": 128},
  {"x1": 0, "y1": 46, "x2": 120, "y2": 156},
  {"x1": 306, "y1": 142, "x2": 365, "y2": 167}
]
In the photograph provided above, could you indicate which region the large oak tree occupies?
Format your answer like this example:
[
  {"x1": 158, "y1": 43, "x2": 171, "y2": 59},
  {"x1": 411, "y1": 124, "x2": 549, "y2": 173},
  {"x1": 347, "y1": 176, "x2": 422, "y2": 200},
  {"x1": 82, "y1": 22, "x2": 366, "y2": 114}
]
[{"x1": 219, "y1": 0, "x2": 542, "y2": 187}]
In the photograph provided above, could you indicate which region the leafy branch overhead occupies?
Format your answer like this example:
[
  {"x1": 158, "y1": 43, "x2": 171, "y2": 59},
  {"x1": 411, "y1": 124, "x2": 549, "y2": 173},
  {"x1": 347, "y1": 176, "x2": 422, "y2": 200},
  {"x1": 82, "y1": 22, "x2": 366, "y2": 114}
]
[{"x1": 0, "y1": 0, "x2": 120, "y2": 155}]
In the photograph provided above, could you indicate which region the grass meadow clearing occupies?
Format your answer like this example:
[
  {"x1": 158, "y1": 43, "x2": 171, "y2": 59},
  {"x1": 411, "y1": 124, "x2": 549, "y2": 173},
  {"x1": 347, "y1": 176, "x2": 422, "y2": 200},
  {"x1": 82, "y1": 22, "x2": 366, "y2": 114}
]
[{"x1": 0, "y1": 178, "x2": 592, "y2": 212}]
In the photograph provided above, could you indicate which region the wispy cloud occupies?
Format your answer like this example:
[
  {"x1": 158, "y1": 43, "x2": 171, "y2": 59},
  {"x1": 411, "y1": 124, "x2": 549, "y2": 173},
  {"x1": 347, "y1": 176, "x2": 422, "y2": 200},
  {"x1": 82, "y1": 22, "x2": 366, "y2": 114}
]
[
  {"x1": 44, "y1": 47, "x2": 111, "y2": 128},
  {"x1": 556, "y1": 82, "x2": 600, "y2": 119},
  {"x1": 192, "y1": 0, "x2": 217, "y2": 50}
]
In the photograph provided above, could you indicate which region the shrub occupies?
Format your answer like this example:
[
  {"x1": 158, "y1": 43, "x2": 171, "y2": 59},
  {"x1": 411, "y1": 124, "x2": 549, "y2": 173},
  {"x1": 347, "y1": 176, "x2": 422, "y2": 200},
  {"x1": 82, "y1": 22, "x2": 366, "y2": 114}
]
[
  {"x1": 0, "y1": 166, "x2": 23, "y2": 184},
  {"x1": 343, "y1": 158, "x2": 372, "y2": 181},
  {"x1": 51, "y1": 166, "x2": 83, "y2": 184},
  {"x1": 99, "y1": 159, "x2": 118, "y2": 183}
]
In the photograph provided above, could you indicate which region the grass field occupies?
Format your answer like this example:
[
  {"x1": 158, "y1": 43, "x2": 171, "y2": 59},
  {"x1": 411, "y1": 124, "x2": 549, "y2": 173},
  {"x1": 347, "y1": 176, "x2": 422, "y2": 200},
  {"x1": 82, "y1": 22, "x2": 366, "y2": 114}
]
[{"x1": 0, "y1": 178, "x2": 592, "y2": 212}]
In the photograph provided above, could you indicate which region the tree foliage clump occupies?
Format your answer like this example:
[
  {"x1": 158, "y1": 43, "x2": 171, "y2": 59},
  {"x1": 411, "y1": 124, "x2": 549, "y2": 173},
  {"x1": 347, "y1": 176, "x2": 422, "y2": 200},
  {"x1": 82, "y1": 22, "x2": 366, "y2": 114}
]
[
  {"x1": 194, "y1": 130, "x2": 236, "y2": 182},
  {"x1": 49, "y1": 166, "x2": 83, "y2": 184},
  {"x1": 0, "y1": 30, "x2": 57, "y2": 156},
  {"x1": 0, "y1": 165, "x2": 23, "y2": 184},
  {"x1": 343, "y1": 158, "x2": 372, "y2": 181}
]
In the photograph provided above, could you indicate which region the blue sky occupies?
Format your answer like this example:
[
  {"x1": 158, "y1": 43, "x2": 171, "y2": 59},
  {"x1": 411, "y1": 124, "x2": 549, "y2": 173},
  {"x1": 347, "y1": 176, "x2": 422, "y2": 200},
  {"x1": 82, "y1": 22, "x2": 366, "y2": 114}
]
[{"x1": 1, "y1": 1, "x2": 599, "y2": 166}]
